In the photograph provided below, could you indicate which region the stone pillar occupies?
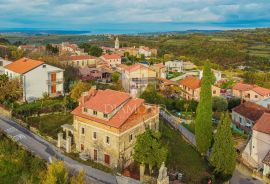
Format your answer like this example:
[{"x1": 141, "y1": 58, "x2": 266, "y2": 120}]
[
  {"x1": 66, "y1": 136, "x2": 72, "y2": 153},
  {"x1": 57, "y1": 132, "x2": 63, "y2": 148},
  {"x1": 139, "y1": 163, "x2": 145, "y2": 182}
]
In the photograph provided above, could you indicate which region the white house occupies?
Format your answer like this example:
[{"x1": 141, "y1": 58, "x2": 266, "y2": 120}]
[
  {"x1": 4, "y1": 57, "x2": 64, "y2": 102},
  {"x1": 165, "y1": 60, "x2": 183, "y2": 72},
  {"x1": 0, "y1": 57, "x2": 12, "y2": 74},
  {"x1": 100, "y1": 54, "x2": 121, "y2": 67},
  {"x1": 242, "y1": 113, "x2": 270, "y2": 176}
]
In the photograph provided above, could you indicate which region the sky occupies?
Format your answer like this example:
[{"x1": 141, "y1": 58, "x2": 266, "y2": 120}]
[{"x1": 0, "y1": 0, "x2": 270, "y2": 33}]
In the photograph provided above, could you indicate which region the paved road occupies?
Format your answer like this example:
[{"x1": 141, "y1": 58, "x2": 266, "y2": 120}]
[
  {"x1": 0, "y1": 116, "x2": 120, "y2": 184},
  {"x1": 231, "y1": 168, "x2": 265, "y2": 184}
]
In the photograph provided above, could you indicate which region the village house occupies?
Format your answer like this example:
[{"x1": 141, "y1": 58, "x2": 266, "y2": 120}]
[
  {"x1": 165, "y1": 60, "x2": 183, "y2": 73},
  {"x1": 79, "y1": 67, "x2": 112, "y2": 82},
  {"x1": 242, "y1": 113, "x2": 270, "y2": 177},
  {"x1": 100, "y1": 54, "x2": 121, "y2": 67},
  {"x1": 232, "y1": 83, "x2": 270, "y2": 102},
  {"x1": 122, "y1": 63, "x2": 157, "y2": 97},
  {"x1": 231, "y1": 101, "x2": 270, "y2": 133},
  {"x1": 178, "y1": 76, "x2": 220, "y2": 101},
  {"x1": 151, "y1": 63, "x2": 166, "y2": 78},
  {"x1": 59, "y1": 88, "x2": 159, "y2": 169},
  {"x1": 54, "y1": 42, "x2": 85, "y2": 55},
  {"x1": 61, "y1": 55, "x2": 97, "y2": 68},
  {"x1": 138, "y1": 46, "x2": 157, "y2": 57},
  {"x1": 183, "y1": 61, "x2": 196, "y2": 70},
  {"x1": 4, "y1": 57, "x2": 64, "y2": 102},
  {"x1": 0, "y1": 57, "x2": 12, "y2": 74},
  {"x1": 18, "y1": 45, "x2": 46, "y2": 53}
]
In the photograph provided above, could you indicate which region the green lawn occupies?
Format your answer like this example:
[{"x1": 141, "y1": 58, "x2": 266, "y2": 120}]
[
  {"x1": 160, "y1": 120, "x2": 210, "y2": 183},
  {"x1": 0, "y1": 133, "x2": 46, "y2": 184},
  {"x1": 28, "y1": 113, "x2": 73, "y2": 139}
]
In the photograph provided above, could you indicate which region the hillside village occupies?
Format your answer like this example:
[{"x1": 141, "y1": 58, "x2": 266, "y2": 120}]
[{"x1": 1, "y1": 33, "x2": 270, "y2": 184}]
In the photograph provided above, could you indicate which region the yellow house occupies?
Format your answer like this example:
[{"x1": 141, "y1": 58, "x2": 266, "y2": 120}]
[
  {"x1": 178, "y1": 76, "x2": 221, "y2": 101},
  {"x1": 60, "y1": 88, "x2": 159, "y2": 169},
  {"x1": 122, "y1": 63, "x2": 157, "y2": 97}
]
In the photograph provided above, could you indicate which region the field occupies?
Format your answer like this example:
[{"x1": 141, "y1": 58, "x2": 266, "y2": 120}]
[
  {"x1": 160, "y1": 120, "x2": 210, "y2": 183},
  {"x1": 0, "y1": 133, "x2": 46, "y2": 184},
  {"x1": 28, "y1": 112, "x2": 73, "y2": 139}
]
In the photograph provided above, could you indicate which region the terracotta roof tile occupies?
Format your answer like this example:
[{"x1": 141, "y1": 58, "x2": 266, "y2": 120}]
[
  {"x1": 252, "y1": 86, "x2": 270, "y2": 96},
  {"x1": 124, "y1": 63, "x2": 148, "y2": 72},
  {"x1": 233, "y1": 101, "x2": 270, "y2": 122},
  {"x1": 101, "y1": 54, "x2": 121, "y2": 60},
  {"x1": 253, "y1": 113, "x2": 270, "y2": 135},
  {"x1": 179, "y1": 76, "x2": 201, "y2": 90},
  {"x1": 83, "y1": 89, "x2": 131, "y2": 113},
  {"x1": 68, "y1": 55, "x2": 97, "y2": 60},
  {"x1": 233, "y1": 83, "x2": 254, "y2": 91},
  {"x1": 4, "y1": 57, "x2": 44, "y2": 74}
]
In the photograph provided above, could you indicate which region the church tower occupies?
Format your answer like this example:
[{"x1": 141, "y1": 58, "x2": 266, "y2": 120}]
[{"x1": 115, "y1": 37, "x2": 119, "y2": 49}]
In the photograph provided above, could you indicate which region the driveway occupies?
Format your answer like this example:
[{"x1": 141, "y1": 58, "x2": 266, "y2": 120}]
[{"x1": 230, "y1": 168, "x2": 265, "y2": 184}]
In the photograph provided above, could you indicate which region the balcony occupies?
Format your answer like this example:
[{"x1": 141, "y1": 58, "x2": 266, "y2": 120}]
[{"x1": 47, "y1": 78, "x2": 64, "y2": 85}]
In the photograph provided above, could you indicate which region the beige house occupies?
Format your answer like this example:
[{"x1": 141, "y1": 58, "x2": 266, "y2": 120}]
[
  {"x1": 100, "y1": 54, "x2": 121, "y2": 67},
  {"x1": 151, "y1": 63, "x2": 166, "y2": 78},
  {"x1": 122, "y1": 63, "x2": 157, "y2": 97},
  {"x1": 232, "y1": 83, "x2": 270, "y2": 102},
  {"x1": 178, "y1": 76, "x2": 220, "y2": 101},
  {"x1": 242, "y1": 113, "x2": 270, "y2": 176},
  {"x1": 60, "y1": 88, "x2": 159, "y2": 169},
  {"x1": 62, "y1": 55, "x2": 97, "y2": 68}
]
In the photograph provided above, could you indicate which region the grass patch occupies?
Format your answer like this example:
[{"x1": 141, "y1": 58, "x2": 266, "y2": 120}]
[
  {"x1": 0, "y1": 133, "x2": 46, "y2": 184},
  {"x1": 28, "y1": 112, "x2": 73, "y2": 139},
  {"x1": 160, "y1": 120, "x2": 210, "y2": 183}
]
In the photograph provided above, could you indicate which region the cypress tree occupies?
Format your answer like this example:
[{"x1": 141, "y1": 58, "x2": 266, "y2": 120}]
[
  {"x1": 195, "y1": 60, "x2": 214, "y2": 154},
  {"x1": 210, "y1": 112, "x2": 236, "y2": 176}
]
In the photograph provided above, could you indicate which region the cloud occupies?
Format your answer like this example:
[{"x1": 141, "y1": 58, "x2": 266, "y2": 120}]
[{"x1": 0, "y1": 0, "x2": 269, "y2": 30}]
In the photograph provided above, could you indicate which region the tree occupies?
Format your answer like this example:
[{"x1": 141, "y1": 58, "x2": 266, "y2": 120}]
[
  {"x1": 46, "y1": 44, "x2": 59, "y2": 55},
  {"x1": 111, "y1": 72, "x2": 120, "y2": 83},
  {"x1": 70, "y1": 81, "x2": 92, "y2": 101},
  {"x1": 212, "y1": 96, "x2": 228, "y2": 112},
  {"x1": 133, "y1": 129, "x2": 167, "y2": 174},
  {"x1": 42, "y1": 161, "x2": 68, "y2": 184},
  {"x1": 70, "y1": 170, "x2": 87, "y2": 184},
  {"x1": 210, "y1": 112, "x2": 236, "y2": 177},
  {"x1": 140, "y1": 84, "x2": 165, "y2": 105},
  {"x1": 89, "y1": 46, "x2": 103, "y2": 57},
  {"x1": 195, "y1": 60, "x2": 214, "y2": 154},
  {"x1": 227, "y1": 97, "x2": 241, "y2": 111},
  {"x1": 0, "y1": 75, "x2": 22, "y2": 104}
]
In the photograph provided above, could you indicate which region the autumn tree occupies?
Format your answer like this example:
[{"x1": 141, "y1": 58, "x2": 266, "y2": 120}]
[
  {"x1": 133, "y1": 129, "x2": 167, "y2": 175},
  {"x1": 70, "y1": 170, "x2": 87, "y2": 184},
  {"x1": 42, "y1": 161, "x2": 68, "y2": 184},
  {"x1": 0, "y1": 74, "x2": 22, "y2": 104},
  {"x1": 195, "y1": 60, "x2": 214, "y2": 154},
  {"x1": 210, "y1": 112, "x2": 236, "y2": 177},
  {"x1": 70, "y1": 81, "x2": 91, "y2": 101}
]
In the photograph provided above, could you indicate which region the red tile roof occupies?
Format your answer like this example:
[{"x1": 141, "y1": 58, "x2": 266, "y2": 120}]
[
  {"x1": 252, "y1": 86, "x2": 270, "y2": 96},
  {"x1": 253, "y1": 113, "x2": 270, "y2": 135},
  {"x1": 233, "y1": 83, "x2": 254, "y2": 91},
  {"x1": 101, "y1": 54, "x2": 121, "y2": 60},
  {"x1": 124, "y1": 63, "x2": 148, "y2": 72},
  {"x1": 71, "y1": 89, "x2": 152, "y2": 129},
  {"x1": 83, "y1": 89, "x2": 131, "y2": 114},
  {"x1": 4, "y1": 57, "x2": 44, "y2": 74},
  {"x1": 179, "y1": 76, "x2": 201, "y2": 90},
  {"x1": 153, "y1": 63, "x2": 165, "y2": 69},
  {"x1": 262, "y1": 151, "x2": 270, "y2": 166},
  {"x1": 233, "y1": 102, "x2": 270, "y2": 122},
  {"x1": 68, "y1": 55, "x2": 96, "y2": 61}
]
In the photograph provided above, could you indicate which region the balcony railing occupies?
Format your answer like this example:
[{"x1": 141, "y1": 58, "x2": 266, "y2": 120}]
[{"x1": 47, "y1": 78, "x2": 64, "y2": 85}]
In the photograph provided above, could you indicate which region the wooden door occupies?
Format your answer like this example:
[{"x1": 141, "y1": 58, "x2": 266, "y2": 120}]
[
  {"x1": 51, "y1": 85, "x2": 56, "y2": 94},
  {"x1": 104, "y1": 154, "x2": 110, "y2": 165},
  {"x1": 94, "y1": 149, "x2": 97, "y2": 161}
]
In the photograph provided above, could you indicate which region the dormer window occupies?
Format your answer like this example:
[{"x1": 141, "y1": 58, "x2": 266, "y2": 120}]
[
  {"x1": 103, "y1": 113, "x2": 108, "y2": 118},
  {"x1": 93, "y1": 110, "x2": 97, "y2": 115}
]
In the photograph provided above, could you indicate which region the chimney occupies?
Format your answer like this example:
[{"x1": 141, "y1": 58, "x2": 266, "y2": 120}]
[{"x1": 23, "y1": 58, "x2": 27, "y2": 62}]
